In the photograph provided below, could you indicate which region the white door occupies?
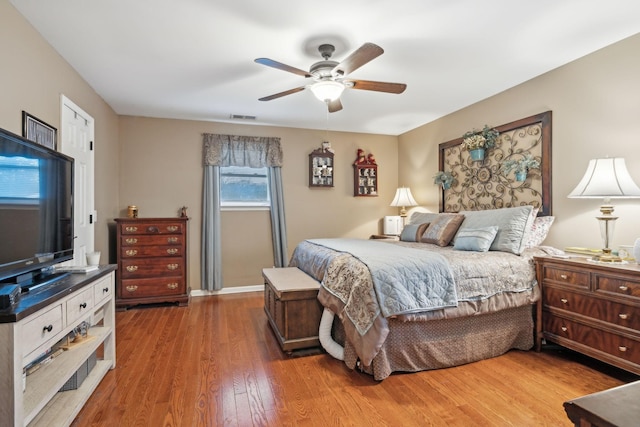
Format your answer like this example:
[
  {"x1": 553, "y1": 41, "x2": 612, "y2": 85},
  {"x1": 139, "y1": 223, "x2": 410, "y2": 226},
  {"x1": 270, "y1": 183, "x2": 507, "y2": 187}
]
[{"x1": 60, "y1": 96, "x2": 95, "y2": 265}]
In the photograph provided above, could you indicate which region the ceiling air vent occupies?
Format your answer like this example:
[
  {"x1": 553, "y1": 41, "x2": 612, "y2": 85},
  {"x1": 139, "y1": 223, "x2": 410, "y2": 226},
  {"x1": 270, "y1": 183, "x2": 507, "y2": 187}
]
[{"x1": 230, "y1": 114, "x2": 257, "y2": 120}]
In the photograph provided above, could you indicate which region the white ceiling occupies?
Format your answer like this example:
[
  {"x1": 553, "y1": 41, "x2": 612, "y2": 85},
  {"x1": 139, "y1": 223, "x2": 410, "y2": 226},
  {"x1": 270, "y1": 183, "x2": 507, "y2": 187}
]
[{"x1": 10, "y1": 0, "x2": 640, "y2": 136}]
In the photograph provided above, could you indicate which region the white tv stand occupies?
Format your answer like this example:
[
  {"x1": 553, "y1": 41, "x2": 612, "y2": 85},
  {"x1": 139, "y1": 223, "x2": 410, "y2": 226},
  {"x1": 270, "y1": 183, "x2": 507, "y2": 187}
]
[{"x1": 0, "y1": 266, "x2": 116, "y2": 426}]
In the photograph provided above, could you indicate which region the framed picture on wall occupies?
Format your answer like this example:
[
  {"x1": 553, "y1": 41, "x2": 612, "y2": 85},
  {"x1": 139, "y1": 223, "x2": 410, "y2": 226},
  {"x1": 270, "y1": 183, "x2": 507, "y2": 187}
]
[{"x1": 22, "y1": 111, "x2": 57, "y2": 150}]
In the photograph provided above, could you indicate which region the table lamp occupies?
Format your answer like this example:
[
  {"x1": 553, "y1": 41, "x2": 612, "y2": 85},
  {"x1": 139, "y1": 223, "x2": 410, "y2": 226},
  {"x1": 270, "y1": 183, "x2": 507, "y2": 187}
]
[
  {"x1": 568, "y1": 157, "x2": 640, "y2": 262},
  {"x1": 390, "y1": 187, "x2": 418, "y2": 219}
]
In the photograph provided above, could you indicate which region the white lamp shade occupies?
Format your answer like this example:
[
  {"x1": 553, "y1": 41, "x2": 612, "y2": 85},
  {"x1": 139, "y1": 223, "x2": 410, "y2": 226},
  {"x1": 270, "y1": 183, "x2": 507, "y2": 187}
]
[
  {"x1": 568, "y1": 158, "x2": 640, "y2": 198},
  {"x1": 390, "y1": 187, "x2": 418, "y2": 207},
  {"x1": 309, "y1": 81, "x2": 345, "y2": 102}
]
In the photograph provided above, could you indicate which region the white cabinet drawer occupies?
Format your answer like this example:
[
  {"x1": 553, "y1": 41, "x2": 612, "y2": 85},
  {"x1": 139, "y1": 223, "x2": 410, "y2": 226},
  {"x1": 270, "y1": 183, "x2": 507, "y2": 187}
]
[
  {"x1": 67, "y1": 287, "x2": 94, "y2": 324},
  {"x1": 93, "y1": 274, "x2": 113, "y2": 306},
  {"x1": 22, "y1": 304, "x2": 63, "y2": 358}
]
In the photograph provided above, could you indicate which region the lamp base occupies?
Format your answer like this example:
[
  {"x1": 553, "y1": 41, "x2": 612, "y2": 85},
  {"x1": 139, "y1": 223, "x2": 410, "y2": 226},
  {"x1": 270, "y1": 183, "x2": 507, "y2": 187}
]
[{"x1": 592, "y1": 249, "x2": 623, "y2": 263}]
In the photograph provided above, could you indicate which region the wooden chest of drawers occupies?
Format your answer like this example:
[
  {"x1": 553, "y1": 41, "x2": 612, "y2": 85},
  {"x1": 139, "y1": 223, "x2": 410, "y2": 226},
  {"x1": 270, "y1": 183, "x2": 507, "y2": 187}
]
[
  {"x1": 115, "y1": 217, "x2": 189, "y2": 309},
  {"x1": 535, "y1": 256, "x2": 640, "y2": 375}
]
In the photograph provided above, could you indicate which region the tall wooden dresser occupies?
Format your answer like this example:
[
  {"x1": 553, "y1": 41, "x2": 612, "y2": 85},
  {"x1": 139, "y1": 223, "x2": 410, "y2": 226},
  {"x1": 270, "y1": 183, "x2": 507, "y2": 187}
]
[{"x1": 115, "y1": 217, "x2": 189, "y2": 310}]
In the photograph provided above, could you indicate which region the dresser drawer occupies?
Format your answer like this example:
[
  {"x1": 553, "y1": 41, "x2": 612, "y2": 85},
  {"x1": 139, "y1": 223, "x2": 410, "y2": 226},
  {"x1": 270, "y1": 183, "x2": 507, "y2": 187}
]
[
  {"x1": 595, "y1": 274, "x2": 640, "y2": 302},
  {"x1": 121, "y1": 245, "x2": 184, "y2": 258},
  {"x1": 120, "y1": 258, "x2": 184, "y2": 278},
  {"x1": 120, "y1": 222, "x2": 184, "y2": 235},
  {"x1": 121, "y1": 235, "x2": 183, "y2": 247},
  {"x1": 22, "y1": 304, "x2": 64, "y2": 359},
  {"x1": 544, "y1": 314, "x2": 640, "y2": 365},
  {"x1": 540, "y1": 265, "x2": 589, "y2": 289},
  {"x1": 120, "y1": 277, "x2": 185, "y2": 298},
  {"x1": 66, "y1": 287, "x2": 94, "y2": 324},
  {"x1": 544, "y1": 286, "x2": 640, "y2": 331}
]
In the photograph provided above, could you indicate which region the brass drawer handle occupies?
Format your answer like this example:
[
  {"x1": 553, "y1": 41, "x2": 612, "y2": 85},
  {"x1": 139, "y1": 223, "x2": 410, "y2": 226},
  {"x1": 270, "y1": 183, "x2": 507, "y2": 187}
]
[
  {"x1": 561, "y1": 326, "x2": 568, "y2": 332},
  {"x1": 166, "y1": 248, "x2": 179, "y2": 255},
  {"x1": 125, "y1": 238, "x2": 138, "y2": 244},
  {"x1": 619, "y1": 313, "x2": 629, "y2": 320},
  {"x1": 167, "y1": 237, "x2": 178, "y2": 244},
  {"x1": 167, "y1": 226, "x2": 179, "y2": 232},
  {"x1": 619, "y1": 346, "x2": 628, "y2": 352},
  {"x1": 167, "y1": 282, "x2": 179, "y2": 290},
  {"x1": 126, "y1": 285, "x2": 138, "y2": 293},
  {"x1": 126, "y1": 265, "x2": 139, "y2": 272},
  {"x1": 619, "y1": 285, "x2": 629, "y2": 291},
  {"x1": 125, "y1": 249, "x2": 138, "y2": 256},
  {"x1": 125, "y1": 226, "x2": 138, "y2": 232},
  {"x1": 560, "y1": 298, "x2": 568, "y2": 304},
  {"x1": 560, "y1": 274, "x2": 568, "y2": 280},
  {"x1": 167, "y1": 263, "x2": 179, "y2": 271}
]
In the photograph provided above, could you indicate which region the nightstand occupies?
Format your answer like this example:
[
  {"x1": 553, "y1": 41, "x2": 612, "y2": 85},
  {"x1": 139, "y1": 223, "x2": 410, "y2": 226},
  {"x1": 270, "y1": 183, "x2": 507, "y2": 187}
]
[{"x1": 535, "y1": 256, "x2": 640, "y2": 375}]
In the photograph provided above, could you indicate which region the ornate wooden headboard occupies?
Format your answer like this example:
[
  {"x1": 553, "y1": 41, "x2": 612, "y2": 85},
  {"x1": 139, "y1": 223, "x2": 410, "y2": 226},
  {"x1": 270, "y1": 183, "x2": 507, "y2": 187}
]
[{"x1": 438, "y1": 111, "x2": 552, "y2": 216}]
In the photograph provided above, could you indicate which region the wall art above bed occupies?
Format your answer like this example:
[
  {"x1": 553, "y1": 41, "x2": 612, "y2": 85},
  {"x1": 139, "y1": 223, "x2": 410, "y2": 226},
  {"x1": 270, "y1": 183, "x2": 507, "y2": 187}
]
[{"x1": 438, "y1": 111, "x2": 552, "y2": 216}]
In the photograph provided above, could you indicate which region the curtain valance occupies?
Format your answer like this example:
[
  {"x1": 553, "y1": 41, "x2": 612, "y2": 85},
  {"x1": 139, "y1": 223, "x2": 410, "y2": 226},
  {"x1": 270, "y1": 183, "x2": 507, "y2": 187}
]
[{"x1": 203, "y1": 133, "x2": 282, "y2": 167}]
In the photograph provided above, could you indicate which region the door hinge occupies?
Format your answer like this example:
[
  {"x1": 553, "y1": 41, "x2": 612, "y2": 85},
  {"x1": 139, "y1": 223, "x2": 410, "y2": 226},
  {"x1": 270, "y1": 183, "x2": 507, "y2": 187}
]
[{"x1": 89, "y1": 214, "x2": 94, "y2": 224}]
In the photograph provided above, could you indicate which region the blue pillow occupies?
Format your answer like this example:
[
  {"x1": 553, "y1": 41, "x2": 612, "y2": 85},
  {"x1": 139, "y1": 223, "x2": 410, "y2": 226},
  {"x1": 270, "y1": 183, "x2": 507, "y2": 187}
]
[
  {"x1": 453, "y1": 226, "x2": 499, "y2": 252},
  {"x1": 400, "y1": 223, "x2": 430, "y2": 242}
]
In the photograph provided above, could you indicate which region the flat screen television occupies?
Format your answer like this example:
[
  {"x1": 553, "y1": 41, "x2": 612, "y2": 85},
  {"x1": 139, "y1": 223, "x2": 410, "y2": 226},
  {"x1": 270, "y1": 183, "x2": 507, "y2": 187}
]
[{"x1": 0, "y1": 126, "x2": 74, "y2": 288}]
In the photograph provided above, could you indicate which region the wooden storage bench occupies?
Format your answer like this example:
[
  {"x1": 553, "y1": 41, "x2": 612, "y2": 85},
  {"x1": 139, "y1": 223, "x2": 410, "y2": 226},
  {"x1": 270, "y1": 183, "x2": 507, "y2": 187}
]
[{"x1": 262, "y1": 267, "x2": 322, "y2": 352}]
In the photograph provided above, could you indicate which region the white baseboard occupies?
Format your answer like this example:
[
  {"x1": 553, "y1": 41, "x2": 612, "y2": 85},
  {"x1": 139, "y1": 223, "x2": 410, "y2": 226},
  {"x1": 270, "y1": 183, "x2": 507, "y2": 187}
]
[{"x1": 191, "y1": 284, "x2": 264, "y2": 297}]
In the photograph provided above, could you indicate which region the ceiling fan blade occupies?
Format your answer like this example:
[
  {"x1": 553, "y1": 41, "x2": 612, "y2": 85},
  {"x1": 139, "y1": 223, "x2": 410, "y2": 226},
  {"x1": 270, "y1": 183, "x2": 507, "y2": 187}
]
[
  {"x1": 255, "y1": 58, "x2": 311, "y2": 78},
  {"x1": 259, "y1": 86, "x2": 306, "y2": 101},
  {"x1": 346, "y1": 79, "x2": 407, "y2": 94},
  {"x1": 327, "y1": 98, "x2": 343, "y2": 113},
  {"x1": 332, "y1": 43, "x2": 384, "y2": 76}
]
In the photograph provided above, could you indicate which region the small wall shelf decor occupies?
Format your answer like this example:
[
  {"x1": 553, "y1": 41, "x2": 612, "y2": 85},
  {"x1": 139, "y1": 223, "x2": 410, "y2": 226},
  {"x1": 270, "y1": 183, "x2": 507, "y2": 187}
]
[
  {"x1": 309, "y1": 148, "x2": 334, "y2": 187},
  {"x1": 353, "y1": 149, "x2": 378, "y2": 196}
]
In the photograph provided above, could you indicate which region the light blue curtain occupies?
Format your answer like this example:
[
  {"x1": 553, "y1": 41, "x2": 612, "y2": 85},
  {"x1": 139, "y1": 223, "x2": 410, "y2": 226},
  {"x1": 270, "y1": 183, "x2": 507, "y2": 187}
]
[{"x1": 201, "y1": 134, "x2": 287, "y2": 291}]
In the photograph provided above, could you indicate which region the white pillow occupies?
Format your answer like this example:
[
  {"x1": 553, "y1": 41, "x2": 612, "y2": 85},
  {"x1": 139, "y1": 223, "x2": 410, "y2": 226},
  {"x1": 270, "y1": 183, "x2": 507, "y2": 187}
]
[
  {"x1": 524, "y1": 216, "x2": 555, "y2": 248},
  {"x1": 453, "y1": 205, "x2": 535, "y2": 255}
]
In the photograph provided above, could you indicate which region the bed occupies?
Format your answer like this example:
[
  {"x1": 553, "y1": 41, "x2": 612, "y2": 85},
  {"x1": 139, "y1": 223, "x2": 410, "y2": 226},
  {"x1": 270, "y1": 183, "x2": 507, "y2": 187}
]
[{"x1": 288, "y1": 113, "x2": 556, "y2": 380}]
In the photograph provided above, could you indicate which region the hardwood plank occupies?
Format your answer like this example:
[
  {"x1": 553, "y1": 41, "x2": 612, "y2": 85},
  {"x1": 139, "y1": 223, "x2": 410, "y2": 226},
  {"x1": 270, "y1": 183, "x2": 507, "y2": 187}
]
[{"x1": 73, "y1": 292, "x2": 639, "y2": 426}]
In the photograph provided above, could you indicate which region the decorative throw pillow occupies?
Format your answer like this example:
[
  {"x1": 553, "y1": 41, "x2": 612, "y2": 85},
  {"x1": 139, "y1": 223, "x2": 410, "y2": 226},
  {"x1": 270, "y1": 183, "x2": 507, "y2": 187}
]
[
  {"x1": 453, "y1": 226, "x2": 499, "y2": 252},
  {"x1": 524, "y1": 216, "x2": 555, "y2": 248},
  {"x1": 400, "y1": 223, "x2": 430, "y2": 242},
  {"x1": 421, "y1": 213, "x2": 465, "y2": 246},
  {"x1": 453, "y1": 205, "x2": 535, "y2": 255}
]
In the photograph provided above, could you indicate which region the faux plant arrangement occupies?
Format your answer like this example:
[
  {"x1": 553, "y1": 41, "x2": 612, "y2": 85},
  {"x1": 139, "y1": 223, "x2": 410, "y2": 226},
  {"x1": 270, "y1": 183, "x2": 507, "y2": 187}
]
[
  {"x1": 461, "y1": 125, "x2": 500, "y2": 151},
  {"x1": 500, "y1": 154, "x2": 541, "y2": 181},
  {"x1": 433, "y1": 171, "x2": 454, "y2": 189}
]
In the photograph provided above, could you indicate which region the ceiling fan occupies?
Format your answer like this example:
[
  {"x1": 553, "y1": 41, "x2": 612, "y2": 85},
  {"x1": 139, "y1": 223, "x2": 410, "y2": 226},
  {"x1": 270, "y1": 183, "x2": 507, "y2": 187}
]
[{"x1": 255, "y1": 42, "x2": 407, "y2": 113}]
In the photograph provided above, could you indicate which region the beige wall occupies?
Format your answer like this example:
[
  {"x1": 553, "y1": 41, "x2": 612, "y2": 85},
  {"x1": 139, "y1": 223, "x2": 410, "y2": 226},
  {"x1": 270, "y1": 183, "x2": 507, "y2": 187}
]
[
  {"x1": 399, "y1": 33, "x2": 640, "y2": 252},
  {"x1": 0, "y1": 2, "x2": 120, "y2": 261},
  {"x1": 118, "y1": 117, "x2": 398, "y2": 288}
]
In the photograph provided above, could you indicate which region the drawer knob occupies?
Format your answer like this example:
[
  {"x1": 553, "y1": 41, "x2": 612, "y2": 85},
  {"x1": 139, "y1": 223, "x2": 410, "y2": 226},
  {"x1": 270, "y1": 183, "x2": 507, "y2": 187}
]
[
  {"x1": 167, "y1": 282, "x2": 179, "y2": 290},
  {"x1": 619, "y1": 313, "x2": 629, "y2": 320},
  {"x1": 103, "y1": 287, "x2": 109, "y2": 293},
  {"x1": 560, "y1": 274, "x2": 568, "y2": 280},
  {"x1": 561, "y1": 326, "x2": 568, "y2": 332},
  {"x1": 126, "y1": 285, "x2": 138, "y2": 293},
  {"x1": 619, "y1": 285, "x2": 629, "y2": 292},
  {"x1": 125, "y1": 226, "x2": 138, "y2": 232},
  {"x1": 167, "y1": 237, "x2": 178, "y2": 244},
  {"x1": 167, "y1": 226, "x2": 179, "y2": 232},
  {"x1": 125, "y1": 238, "x2": 138, "y2": 244},
  {"x1": 166, "y1": 248, "x2": 179, "y2": 255},
  {"x1": 43, "y1": 324, "x2": 53, "y2": 333},
  {"x1": 125, "y1": 249, "x2": 138, "y2": 256},
  {"x1": 167, "y1": 263, "x2": 179, "y2": 271},
  {"x1": 147, "y1": 226, "x2": 160, "y2": 233},
  {"x1": 126, "y1": 265, "x2": 139, "y2": 272},
  {"x1": 560, "y1": 298, "x2": 568, "y2": 305},
  {"x1": 619, "y1": 346, "x2": 628, "y2": 352},
  {"x1": 80, "y1": 302, "x2": 87, "y2": 309}
]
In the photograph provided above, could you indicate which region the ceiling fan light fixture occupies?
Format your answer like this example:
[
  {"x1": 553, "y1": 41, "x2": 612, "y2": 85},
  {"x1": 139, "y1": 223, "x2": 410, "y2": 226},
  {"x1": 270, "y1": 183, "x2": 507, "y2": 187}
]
[{"x1": 310, "y1": 80, "x2": 345, "y2": 102}]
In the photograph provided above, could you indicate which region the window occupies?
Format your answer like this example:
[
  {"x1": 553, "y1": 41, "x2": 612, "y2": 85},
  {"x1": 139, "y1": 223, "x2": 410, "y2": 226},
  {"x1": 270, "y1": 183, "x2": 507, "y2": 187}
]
[
  {"x1": 220, "y1": 165, "x2": 269, "y2": 207},
  {"x1": 0, "y1": 156, "x2": 39, "y2": 204}
]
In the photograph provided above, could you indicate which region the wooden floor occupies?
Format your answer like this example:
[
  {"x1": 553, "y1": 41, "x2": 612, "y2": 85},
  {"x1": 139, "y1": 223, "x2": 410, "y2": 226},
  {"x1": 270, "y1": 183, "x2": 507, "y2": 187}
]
[{"x1": 73, "y1": 292, "x2": 638, "y2": 426}]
